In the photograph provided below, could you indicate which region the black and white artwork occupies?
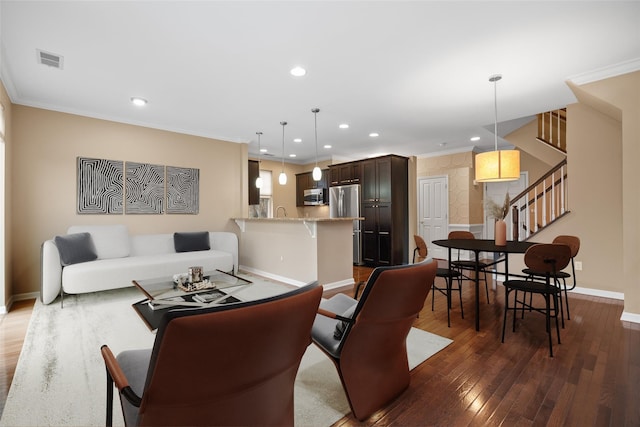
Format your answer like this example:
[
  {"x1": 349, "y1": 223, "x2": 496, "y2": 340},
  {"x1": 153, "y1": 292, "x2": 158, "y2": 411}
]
[
  {"x1": 77, "y1": 157, "x2": 124, "y2": 214},
  {"x1": 125, "y1": 162, "x2": 165, "y2": 214},
  {"x1": 166, "y1": 166, "x2": 199, "y2": 214}
]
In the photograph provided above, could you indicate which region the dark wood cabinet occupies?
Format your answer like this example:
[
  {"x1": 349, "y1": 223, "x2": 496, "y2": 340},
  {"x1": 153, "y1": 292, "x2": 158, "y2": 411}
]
[
  {"x1": 248, "y1": 160, "x2": 260, "y2": 205},
  {"x1": 360, "y1": 155, "x2": 408, "y2": 267},
  {"x1": 295, "y1": 169, "x2": 329, "y2": 206},
  {"x1": 329, "y1": 162, "x2": 361, "y2": 186}
]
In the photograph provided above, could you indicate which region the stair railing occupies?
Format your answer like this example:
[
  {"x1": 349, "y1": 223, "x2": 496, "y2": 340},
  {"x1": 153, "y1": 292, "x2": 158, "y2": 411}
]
[
  {"x1": 511, "y1": 159, "x2": 568, "y2": 241},
  {"x1": 537, "y1": 109, "x2": 567, "y2": 153}
]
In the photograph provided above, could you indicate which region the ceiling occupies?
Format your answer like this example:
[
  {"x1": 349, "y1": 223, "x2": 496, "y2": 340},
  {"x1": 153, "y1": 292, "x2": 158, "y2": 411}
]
[{"x1": 1, "y1": 1, "x2": 639, "y2": 164}]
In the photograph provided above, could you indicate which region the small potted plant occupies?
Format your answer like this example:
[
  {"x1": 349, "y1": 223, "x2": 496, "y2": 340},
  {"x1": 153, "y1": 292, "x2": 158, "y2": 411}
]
[{"x1": 485, "y1": 193, "x2": 510, "y2": 245}]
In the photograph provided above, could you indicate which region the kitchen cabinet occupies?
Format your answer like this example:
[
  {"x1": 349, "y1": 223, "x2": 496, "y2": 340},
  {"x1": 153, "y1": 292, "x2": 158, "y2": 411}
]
[
  {"x1": 329, "y1": 162, "x2": 361, "y2": 186},
  {"x1": 248, "y1": 160, "x2": 260, "y2": 205},
  {"x1": 295, "y1": 169, "x2": 329, "y2": 206},
  {"x1": 360, "y1": 155, "x2": 408, "y2": 266}
]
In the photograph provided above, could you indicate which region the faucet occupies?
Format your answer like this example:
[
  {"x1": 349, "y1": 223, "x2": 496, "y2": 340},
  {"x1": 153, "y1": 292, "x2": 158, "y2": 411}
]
[{"x1": 276, "y1": 206, "x2": 288, "y2": 218}]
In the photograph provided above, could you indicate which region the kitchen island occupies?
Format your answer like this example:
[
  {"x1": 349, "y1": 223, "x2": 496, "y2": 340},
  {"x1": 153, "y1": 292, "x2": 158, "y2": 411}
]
[{"x1": 233, "y1": 217, "x2": 361, "y2": 290}]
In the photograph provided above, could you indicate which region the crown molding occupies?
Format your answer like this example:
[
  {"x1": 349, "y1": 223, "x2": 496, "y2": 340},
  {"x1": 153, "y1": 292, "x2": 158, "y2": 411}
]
[{"x1": 567, "y1": 57, "x2": 640, "y2": 86}]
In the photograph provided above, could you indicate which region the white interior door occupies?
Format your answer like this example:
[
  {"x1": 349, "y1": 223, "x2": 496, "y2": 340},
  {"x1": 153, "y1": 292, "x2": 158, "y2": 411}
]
[
  {"x1": 484, "y1": 172, "x2": 528, "y2": 240},
  {"x1": 418, "y1": 176, "x2": 448, "y2": 260}
]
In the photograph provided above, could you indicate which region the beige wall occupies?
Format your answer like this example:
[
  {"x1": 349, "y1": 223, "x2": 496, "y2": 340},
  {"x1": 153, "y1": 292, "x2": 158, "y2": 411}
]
[
  {"x1": 513, "y1": 73, "x2": 640, "y2": 300},
  {"x1": 416, "y1": 151, "x2": 483, "y2": 224},
  {"x1": 577, "y1": 71, "x2": 640, "y2": 314},
  {"x1": 1, "y1": 82, "x2": 13, "y2": 308},
  {"x1": 10, "y1": 106, "x2": 249, "y2": 297}
]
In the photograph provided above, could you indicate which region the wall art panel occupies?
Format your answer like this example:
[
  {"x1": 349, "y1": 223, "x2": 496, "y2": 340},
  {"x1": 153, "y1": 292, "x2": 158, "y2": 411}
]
[
  {"x1": 77, "y1": 157, "x2": 124, "y2": 214},
  {"x1": 125, "y1": 162, "x2": 165, "y2": 214},
  {"x1": 166, "y1": 166, "x2": 199, "y2": 214}
]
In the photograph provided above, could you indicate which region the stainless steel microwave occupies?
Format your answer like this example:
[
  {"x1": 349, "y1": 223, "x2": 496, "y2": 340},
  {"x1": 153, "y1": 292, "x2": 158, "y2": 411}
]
[{"x1": 303, "y1": 188, "x2": 326, "y2": 205}]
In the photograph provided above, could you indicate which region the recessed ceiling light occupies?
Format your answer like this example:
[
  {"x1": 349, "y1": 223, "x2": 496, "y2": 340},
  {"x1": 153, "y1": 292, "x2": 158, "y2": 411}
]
[
  {"x1": 260, "y1": 148, "x2": 268, "y2": 153},
  {"x1": 339, "y1": 123, "x2": 349, "y2": 129},
  {"x1": 439, "y1": 142, "x2": 447, "y2": 147},
  {"x1": 324, "y1": 145, "x2": 332, "y2": 149},
  {"x1": 470, "y1": 136, "x2": 481, "y2": 141},
  {"x1": 130, "y1": 97, "x2": 147, "y2": 107},
  {"x1": 290, "y1": 66, "x2": 306, "y2": 77},
  {"x1": 293, "y1": 138, "x2": 302, "y2": 143},
  {"x1": 369, "y1": 132, "x2": 379, "y2": 138},
  {"x1": 289, "y1": 154, "x2": 297, "y2": 158}
]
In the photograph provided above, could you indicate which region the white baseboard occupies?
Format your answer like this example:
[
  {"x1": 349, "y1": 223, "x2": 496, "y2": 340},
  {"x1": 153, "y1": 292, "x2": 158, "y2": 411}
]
[
  {"x1": 2, "y1": 291, "x2": 40, "y2": 313},
  {"x1": 571, "y1": 286, "x2": 624, "y2": 301},
  {"x1": 620, "y1": 311, "x2": 640, "y2": 325},
  {"x1": 239, "y1": 266, "x2": 308, "y2": 287},
  {"x1": 322, "y1": 278, "x2": 355, "y2": 291},
  {"x1": 239, "y1": 266, "x2": 354, "y2": 291}
]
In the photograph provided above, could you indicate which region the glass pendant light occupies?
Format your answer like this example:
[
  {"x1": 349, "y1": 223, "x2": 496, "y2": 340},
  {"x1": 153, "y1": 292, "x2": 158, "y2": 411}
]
[
  {"x1": 311, "y1": 108, "x2": 322, "y2": 181},
  {"x1": 255, "y1": 131, "x2": 263, "y2": 189},
  {"x1": 279, "y1": 121, "x2": 287, "y2": 185},
  {"x1": 475, "y1": 74, "x2": 520, "y2": 182}
]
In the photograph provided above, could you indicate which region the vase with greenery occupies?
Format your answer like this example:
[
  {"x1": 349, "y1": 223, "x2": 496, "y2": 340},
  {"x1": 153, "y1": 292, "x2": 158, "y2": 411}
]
[{"x1": 486, "y1": 193, "x2": 510, "y2": 245}]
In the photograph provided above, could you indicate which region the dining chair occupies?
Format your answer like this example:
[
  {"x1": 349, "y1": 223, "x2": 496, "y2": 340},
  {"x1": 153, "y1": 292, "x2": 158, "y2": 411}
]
[
  {"x1": 447, "y1": 231, "x2": 491, "y2": 304},
  {"x1": 501, "y1": 243, "x2": 571, "y2": 357},
  {"x1": 413, "y1": 235, "x2": 463, "y2": 326},
  {"x1": 522, "y1": 235, "x2": 580, "y2": 321},
  {"x1": 100, "y1": 282, "x2": 322, "y2": 426},
  {"x1": 311, "y1": 259, "x2": 437, "y2": 421}
]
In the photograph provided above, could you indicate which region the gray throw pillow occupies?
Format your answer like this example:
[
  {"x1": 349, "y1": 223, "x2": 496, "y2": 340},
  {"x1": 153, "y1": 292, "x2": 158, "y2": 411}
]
[
  {"x1": 54, "y1": 232, "x2": 98, "y2": 266},
  {"x1": 333, "y1": 304, "x2": 357, "y2": 340},
  {"x1": 173, "y1": 232, "x2": 211, "y2": 252}
]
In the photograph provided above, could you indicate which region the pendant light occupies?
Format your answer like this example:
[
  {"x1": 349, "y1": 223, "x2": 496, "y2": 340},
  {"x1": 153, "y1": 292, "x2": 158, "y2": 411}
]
[
  {"x1": 474, "y1": 74, "x2": 520, "y2": 182},
  {"x1": 278, "y1": 121, "x2": 287, "y2": 185},
  {"x1": 255, "y1": 131, "x2": 263, "y2": 189},
  {"x1": 311, "y1": 108, "x2": 322, "y2": 181}
]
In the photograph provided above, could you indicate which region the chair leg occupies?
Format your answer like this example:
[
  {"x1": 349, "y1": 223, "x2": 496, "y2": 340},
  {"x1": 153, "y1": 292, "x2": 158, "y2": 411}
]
[
  {"x1": 457, "y1": 275, "x2": 464, "y2": 319},
  {"x1": 545, "y1": 294, "x2": 554, "y2": 357},
  {"x1": 563, "y1": 277, "x2": 571, "y2": 320},
  {"x1": 502, "y1": 287, "x2": 510, "y2": 343},
  {"x1": 553, "y1": 291, "x2": 561, "y2": 345},
  {"x1": 512, "y1": 289, "x2": 518, "y2": 332},
  {"x1": 483, "y1": 270, "x2": 490, "y2": 303}
]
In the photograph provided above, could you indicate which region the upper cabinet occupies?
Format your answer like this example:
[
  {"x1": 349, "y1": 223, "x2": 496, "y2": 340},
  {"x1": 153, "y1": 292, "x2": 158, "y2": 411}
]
[
  {"x1": 248, "y1": 160, "x2": 260, "y2": 205},
  {"x1": 295, "y1": 169, "x2": 329, "y2": 206},
  {"x1": 329, "y1": 161, "x2": 361, "y2": 186}
]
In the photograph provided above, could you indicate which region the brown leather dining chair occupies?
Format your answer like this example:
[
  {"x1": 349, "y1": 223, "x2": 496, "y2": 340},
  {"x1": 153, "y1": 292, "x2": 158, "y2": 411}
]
[
  {"x1": 522, "y1": 235, "x2": 580, "y2": 322},
  {"x1": 311, "y1": 259, "x2": 437, "y2": 421},
  {"x1": 447, "y1": 231, "x2": 492, "y2": 304},
  {"x1": 101, "y1": 282, "x2": 322, "y2": 426},
  {"x1": 413, "y1": 234, "x2": 463, "y2": 326},
  {"x1": 501, "y1": 243, "x2": 571, "y2": 357}
]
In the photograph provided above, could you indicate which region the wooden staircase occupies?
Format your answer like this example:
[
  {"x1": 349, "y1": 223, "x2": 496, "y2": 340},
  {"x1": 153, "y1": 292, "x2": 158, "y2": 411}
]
[{"x1": 510, "y1": 109, "x2": 569, "y2": 241}]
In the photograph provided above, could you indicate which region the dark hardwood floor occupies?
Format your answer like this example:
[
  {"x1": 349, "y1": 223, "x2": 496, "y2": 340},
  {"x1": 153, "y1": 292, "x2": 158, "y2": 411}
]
[{"x1": 0, "y1": 265, "x2": 638, "y2": 426}]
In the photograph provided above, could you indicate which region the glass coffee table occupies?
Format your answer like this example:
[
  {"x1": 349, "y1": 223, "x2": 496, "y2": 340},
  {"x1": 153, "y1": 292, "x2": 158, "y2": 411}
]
[{"x1": 132, "y1": 269, "x2": 253, "y2": 330}]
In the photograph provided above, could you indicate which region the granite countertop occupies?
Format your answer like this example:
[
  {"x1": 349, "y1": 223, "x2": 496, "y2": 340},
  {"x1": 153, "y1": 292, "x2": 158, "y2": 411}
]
[{"x1": 233, "y1": 217, "x2": 363, "y2": 222}]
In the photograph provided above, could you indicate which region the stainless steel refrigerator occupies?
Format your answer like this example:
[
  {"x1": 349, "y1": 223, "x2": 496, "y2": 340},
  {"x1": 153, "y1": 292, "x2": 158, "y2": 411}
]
[{"x1": 329, "y1": 184, "x2": 363, "y2": 265}]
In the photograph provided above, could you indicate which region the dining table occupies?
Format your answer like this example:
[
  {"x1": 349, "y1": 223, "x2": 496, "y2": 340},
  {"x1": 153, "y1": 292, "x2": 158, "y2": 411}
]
[{"x1": 432, "y1": 238, "x2": 538, "y2": 331}]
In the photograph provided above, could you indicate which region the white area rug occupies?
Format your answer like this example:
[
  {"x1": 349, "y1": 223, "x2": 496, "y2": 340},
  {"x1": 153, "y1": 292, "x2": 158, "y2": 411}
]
[{"x1": 1, "y1": 281, "x2": 452, "y2": 426}]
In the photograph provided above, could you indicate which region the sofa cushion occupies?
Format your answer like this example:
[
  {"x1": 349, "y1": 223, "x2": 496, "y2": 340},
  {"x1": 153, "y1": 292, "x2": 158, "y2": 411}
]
[
  {"x1": 174, "y1": 232, "x2": 210, "y2": 252},
  {"x1": 68, "y1": 225, "x2": 130, "y2": 259},
  {"x1": 62, "y1": 250, "x2": 234, "y2": 294},
  {"x1": 54, "y1": 233, "x2": 98, "y2": 266}
]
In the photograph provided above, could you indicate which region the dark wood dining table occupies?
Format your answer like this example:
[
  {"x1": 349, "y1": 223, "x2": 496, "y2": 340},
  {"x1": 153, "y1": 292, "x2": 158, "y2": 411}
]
[{"x1": 432, "y1": 239, "x2": 537, "y2": 331}]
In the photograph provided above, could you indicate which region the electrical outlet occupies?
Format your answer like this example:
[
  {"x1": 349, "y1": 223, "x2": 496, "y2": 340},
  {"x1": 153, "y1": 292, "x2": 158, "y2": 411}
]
[{"x1": 575, "y1": 261, "x2": 583, "y2": 271}]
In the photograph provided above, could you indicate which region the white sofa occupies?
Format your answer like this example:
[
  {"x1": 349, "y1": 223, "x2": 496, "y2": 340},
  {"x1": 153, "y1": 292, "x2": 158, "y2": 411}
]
[{"x1": 41, "y1": 225, "x2": 238, "y2": 305}]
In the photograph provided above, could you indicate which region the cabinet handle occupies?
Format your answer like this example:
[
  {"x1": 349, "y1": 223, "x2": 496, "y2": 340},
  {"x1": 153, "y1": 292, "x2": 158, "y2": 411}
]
[{"x1": 379, "y1": 231, "x2": 390, "y2": 235}]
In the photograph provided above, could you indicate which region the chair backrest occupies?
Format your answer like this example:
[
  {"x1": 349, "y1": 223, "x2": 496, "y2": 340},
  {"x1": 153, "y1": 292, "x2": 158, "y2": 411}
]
[
  {"x1": 136, "y1": 283, "x2": 322, "y2": 426},
  {"x1": 448, "y1": 230, "x2": 475, "y2": 240},
  {"x1": 524, "y1": 244, "x2": 572, "y2": 277},
  {"x1": 413, "y1": 235, "x2": 428, "y2": 262},
  {"x1": 334, "y1": 259, "x2": 437, "y2": 419},
  {"x1": 339, "y1": 260, "x2": 437, "y2": 356},
  {"x1": 553, "y1": 235, "x2": 580, "y2": 258}
]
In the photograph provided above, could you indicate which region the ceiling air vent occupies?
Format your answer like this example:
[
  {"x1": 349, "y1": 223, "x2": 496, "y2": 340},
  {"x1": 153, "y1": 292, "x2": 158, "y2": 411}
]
[{"x1": 37, "y1": 49, "x2": 64, "y2": 69}]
